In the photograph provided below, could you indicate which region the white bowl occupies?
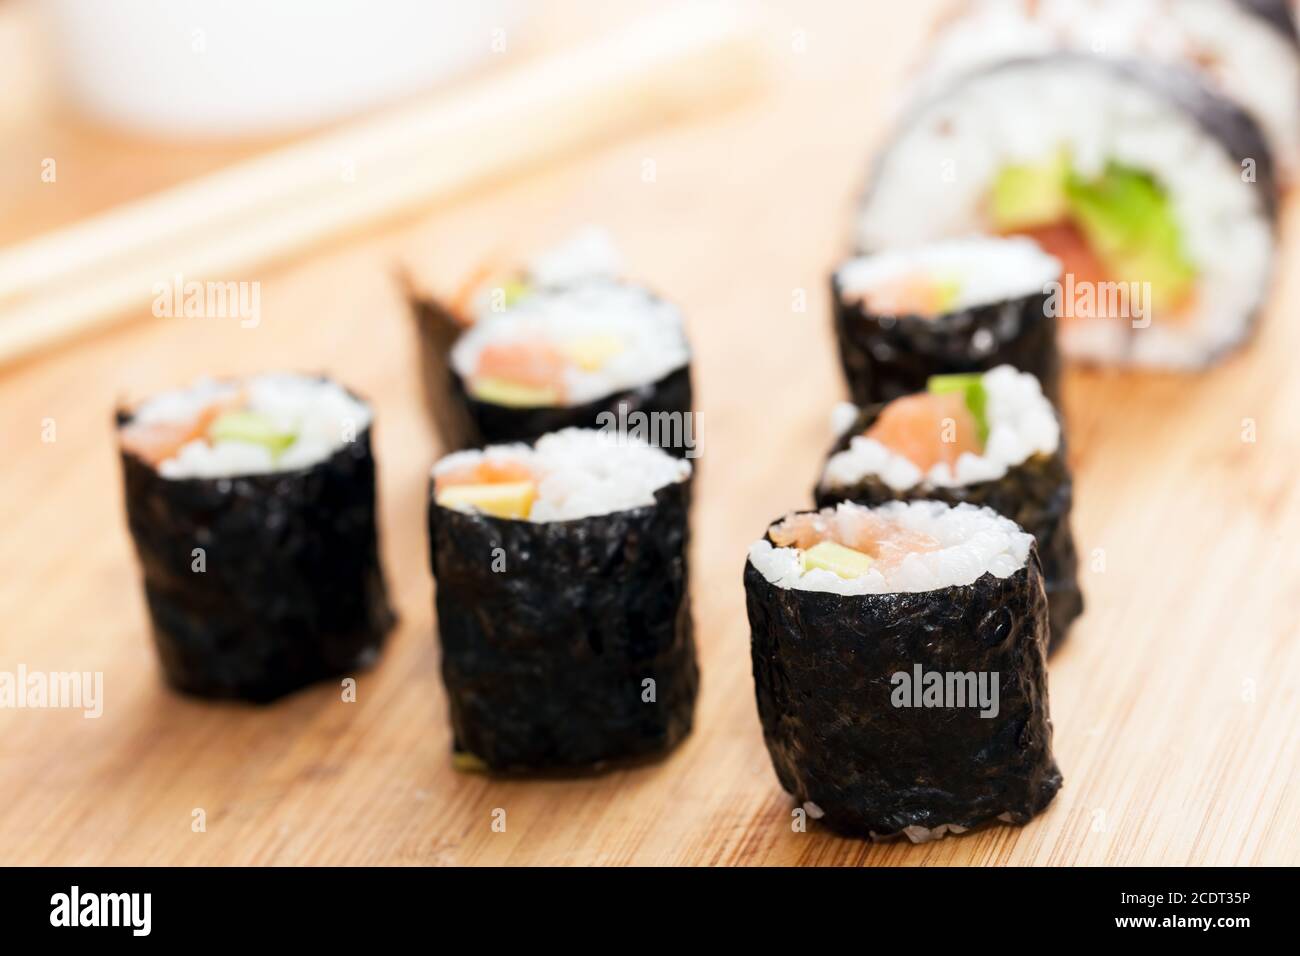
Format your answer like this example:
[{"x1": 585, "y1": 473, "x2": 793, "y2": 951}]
[{"x1": 42, "y1": 0, "x2": 526, "y2": 139}]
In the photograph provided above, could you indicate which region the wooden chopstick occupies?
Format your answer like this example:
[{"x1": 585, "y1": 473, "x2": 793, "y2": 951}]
[{"x1": 0, "y1": 2, "x2": 767, "y2": 366}]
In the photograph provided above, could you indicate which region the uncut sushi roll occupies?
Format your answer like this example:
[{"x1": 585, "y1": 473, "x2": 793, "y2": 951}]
[
  {"x1": 833, "y1": 236, "x2": 1063, "y2": 406},
  {"x1": 856, "y1": 55, "x2": 1277, "y2": 369},
  {"x1": 817, "y1": 366, "x2": 1081, "y2": 651},
  {"x1": 745, "y1": 500, "x2": 1062, "y2": 841},
  {"x1": 117, "y1": 373, "x2": 395, "y2": 702},
  {"x1": 428, "y1": 428, "x2": 697, "y2": 771},
  {"x1": 409, "y1": 229, "x2": 695, "y2": 457},
  {"x1": 914, "y1": 0, "x2": 1300, "y2": 181}
]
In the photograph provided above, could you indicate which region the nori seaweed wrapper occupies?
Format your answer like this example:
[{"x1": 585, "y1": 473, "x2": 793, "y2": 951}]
[
  {"x1": 1237, "y1": 0, "x2": 1300, "y2": 44},
  {"x1": 855, "y1": 55, "x2": 1278, "y2": 366},
  {"x1": 407, "y1": 285, "x2": 694, "y2": 456},
  {"x1": 118, "y1": 396, "x2": 395, "y2": 703},
  {"x1": 832, "y1": 272, "x2": 1061, "y2": 407},
  {"x1": 815, "y1": 404, "x2": 1082, "y2": 652},
  {"x1": 860, "y1": 54, "x2": 1278, "y2": 225},
  {"x1": 428, "y1": 477, "x2": 698, "y2": 772},
  {"x1": 1105, "y1": 54, "x2": 1278, "y2": 215},
  {"x1": 745, "y1": 523, "x2": 1061, "y2": 840}
]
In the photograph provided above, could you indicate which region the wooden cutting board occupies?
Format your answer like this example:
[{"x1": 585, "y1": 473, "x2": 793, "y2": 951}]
[{"x1": 0, "y1": 0, "x2": 1296, "y2": 865}]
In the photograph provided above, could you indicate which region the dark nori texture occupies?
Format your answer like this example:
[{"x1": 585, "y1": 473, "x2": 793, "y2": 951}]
[
  {"x1": 745, "y1": 526, "x2": 1061, "y2": 839},
  {"x1": 1103, "y1": 54, "x2": 1279, "y2": 216},
  {"x1": 408, "y1": 287, "x2": 694, "y2": 457},
  {"x1": 119, "y1": 407, "x2": 395, "y2": 703},
  {"x1": 428, "y1": 477, "x2": 698, "y2": 772},
  {"x1": 1236, "y1": 0, "x2": 1300, "y2": 44},
  {"x1": 816, "y1": 403, "x2": 1082, "y2": 652},
  {"x1": 832, "y1": 274, "x2": 1061, "y2": 407}
]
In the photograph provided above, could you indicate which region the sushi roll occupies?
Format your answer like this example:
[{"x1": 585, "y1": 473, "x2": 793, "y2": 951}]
[
  {"x1": 745, "y1": 500, "x2": 1062, "y2": 841},
  {"x1": 833, "y1": 236, "x2": 1063, "y2": 406},
  {"x1": 409, "y1": 230, "x2": 694, "y2": 457},
  {"x1": 914, "y1": 0, "x2": 1300, "y2": 181},
  {"x1": 855, "y1": 55, "x2": 1277, "y2": 369},
  {"x1": 817, "y1": 366, "x2": 1081, "y2": 651},
  {"x1": 117, "y1": 373, "x2": 395, "y2": 702},
  {"x1": 428, "y1": 428, "x2": 697, "y2": 771}
]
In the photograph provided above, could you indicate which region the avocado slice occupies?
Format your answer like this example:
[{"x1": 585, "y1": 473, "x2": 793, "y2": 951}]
[
  {"x1": 1064, "y1": 163, "x2": 1196, "y2": 310},
  {"x1": 561, "y1": 333, "x2": 624, "y2": 372},
  {"x1": 927, "y1": 373, "x2": 989, "y2": 445},
  {"x1": 801, "y1": 540, "x2": 875, "y2": 579},
  {"x1": 928, "y1": 275, "x2": 964, "y2": 315},
  {"x1": 468, "y1": 376, "x2": 560, "y2": 408},
  {"x1": 436, "y1": 480, "x2": 537, "y2": 519},
  {"x1": 451, "y1": 751, "x2": 488, "y2": 773},
  {"x1": 990, "y1": 150, "x2": 1071, "y2": 231},
  {"x1": 208, "y1": 410, "x2": 296, "y2": 457},
  {"x1": 501, "y1": 276, "x2": 531, "y2": 308}
]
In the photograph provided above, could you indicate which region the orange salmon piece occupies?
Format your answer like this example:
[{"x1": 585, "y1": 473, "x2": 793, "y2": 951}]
[
  {"x1": 435, "y1": 459, "x2": 535, "y2": 493},
  {"x1": 858, "y1": 273, "x2": 957, "y2": 318},
  {"x1": 1017, "y1": 223, "x2": 1108, "y2": 287},
  {"x1": 474, "y1": 340, "x2": 568, "y2": 397},
  {"x1": 866, "y1": 391, "x2": 981, "y2": 472},
  {"x1": 769, "y1": 508, "x2": 942, "y2": 573},
  {"x1": 769, "y1": 513, "x2": 831, "y2": 551},
  {"x1": 119, "y1": 393, "x2": 244, "y2": 467}
]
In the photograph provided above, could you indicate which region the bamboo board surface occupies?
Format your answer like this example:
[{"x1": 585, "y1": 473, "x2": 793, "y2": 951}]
[{"x1": 1, "y1": 0, "x2": 1297, "y2": 866}]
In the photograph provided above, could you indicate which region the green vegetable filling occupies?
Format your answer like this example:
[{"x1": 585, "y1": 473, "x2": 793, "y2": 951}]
[
  {"x1": 991, "y1": 149, "x2": 1071, "y2": 230},
  {"x1": 991, "y1": 154, "x2": 1196, "y2": 310},
  {"x1": 801, "y1": 540, "x2": 875, "y2": 579},
  {"x1": 501, "y1": 276, "x2": 532, "y2": 308},
  {"x1": 927, "y1": 373, "x2": 989, "y2": 445},
  {"x1": 208, "y1": 410, "x2": 297, "y2": 458}
]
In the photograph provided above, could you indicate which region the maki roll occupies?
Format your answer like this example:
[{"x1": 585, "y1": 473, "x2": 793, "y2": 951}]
[
  {"x1": 817, "y1": 366, "x2": 1081, "y2": 650},
  {"x1": 409, "y1": 229, "x2": 694, "y2": 456},
  {"x1": 833, "y1": 236, "x2": 1063, "y2": 406},
  {"x1": 915, "y1": 0, "x2": 1300, "y2": 181},
  {"x1": 745, "y1": 500, "x2": 1062, "y2": 841},
  {"x1": 856, "y1": 55, "x2": 1277, "y2": 368},
  {"x1": 117, "y1": 373, "x2": 395, "y2": 702},
  {"x1": 428, "y1": 428, "x2": 697, "y2": 771}
]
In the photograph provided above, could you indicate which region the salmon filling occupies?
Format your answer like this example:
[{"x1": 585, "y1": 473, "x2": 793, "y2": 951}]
[
  {"x1": 434, "y1": 458, "x2": 535, "y2": 491},
  {"x1": 770, "y1": 510, "x2": 940, "y2": 576},
  {"x1": 434, "y1": 458, "x2": 538, "y2": 520},
  {"x1": 865, "y1": 390, "x2": 983, "y2": 472},
  {"x1": 849, "y1": 272, "x2": 962, "y2": 318},
  {"x1": 991, "y1": 155, "x2": 1198, "y2": 323},
  {"x1": 120, "y1": 392, "x2": 248, "y2": 466},
  {"x1": 468, "y1": 334, "x2": 628, "y2": 407}
]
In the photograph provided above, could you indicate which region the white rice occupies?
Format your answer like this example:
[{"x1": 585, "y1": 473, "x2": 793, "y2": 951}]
[
  {"x1": 747, "y1": 501, "x2": 1033, "y2": 596},
  {"x1": 830, "y1": 401, "x2": 861, "y2": 438},
  {"x1": 451, "y1": 281, "x2": 690, "y2": 405},
  {"x1": 432, "y1": 427, "x2": 690, "y2": 522},
  {"x1": 821, "y1": 366, "x2": 1059, "y2": 492},
  {"x1": 913, "y1": 0, "x2": 1300, "y2": 176},
  {"x1": 856, "y1": 56, "x2": 1275, "y2": 368},
  {"x1": 468, "y1": 227, "x2": 624, "y2": 321},
  {"x1": 526, "y1": 226, "x2": 623, "y2": 288},
  {"x1": 836, "y1": 237, "x2": 1061, "y2": 313},
  {"x1": 129, "y1": 373, "x2": 371, "y2": 479}
]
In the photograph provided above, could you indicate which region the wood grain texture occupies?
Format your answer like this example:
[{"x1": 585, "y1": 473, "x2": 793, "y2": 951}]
[{"x1": 1, "y1": 0, "x2": 1297, "y2": 866}]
